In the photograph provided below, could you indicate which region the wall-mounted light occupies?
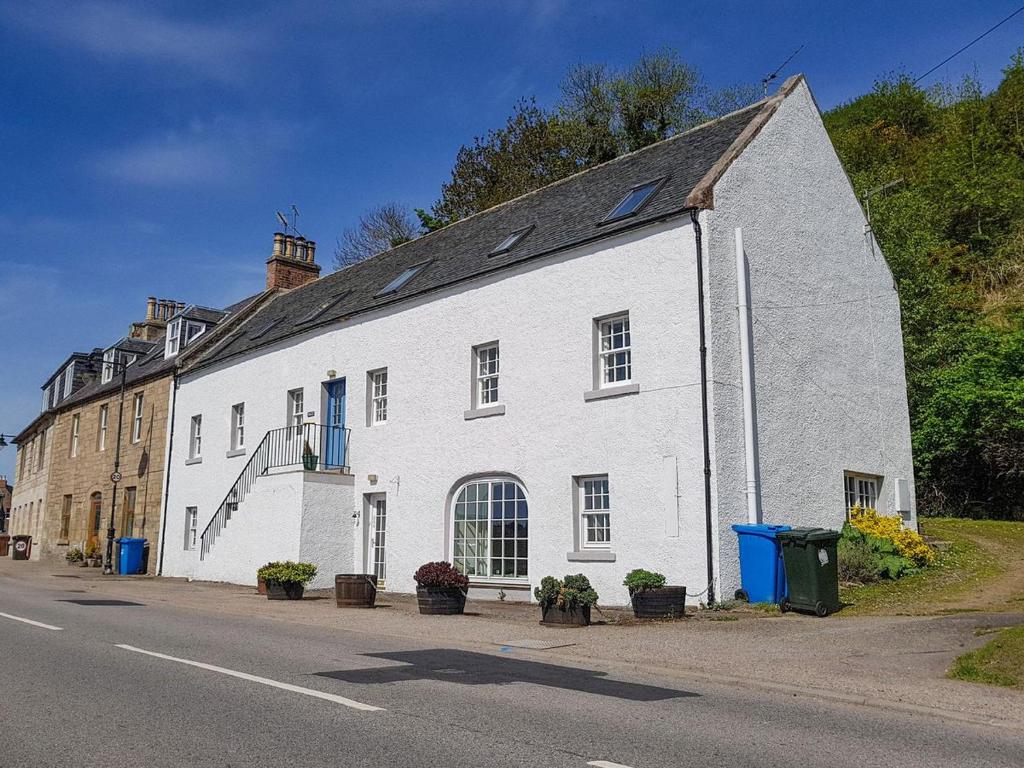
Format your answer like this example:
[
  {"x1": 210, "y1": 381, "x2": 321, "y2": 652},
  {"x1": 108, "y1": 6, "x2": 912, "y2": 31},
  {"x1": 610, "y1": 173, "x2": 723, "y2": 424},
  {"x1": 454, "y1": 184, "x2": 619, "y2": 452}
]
[
  {"x1": 327, "y1": 369, "x2": 337, "y2": 379},
  {"x1": 367, "y1": 474, "x2": 378, "y2": 485}
]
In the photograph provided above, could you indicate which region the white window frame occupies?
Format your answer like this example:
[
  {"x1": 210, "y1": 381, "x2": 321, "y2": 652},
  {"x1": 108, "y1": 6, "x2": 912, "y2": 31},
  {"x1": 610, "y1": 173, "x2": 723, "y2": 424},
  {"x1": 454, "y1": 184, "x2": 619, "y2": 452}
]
[
  {"x1": 369, "y1": 494, "x2": 387, "y2": 586},
  {"x1": 845, "y1": 472, "x2": 880, "y2": 513},
  {"x1": 184, "y1": 320, "x2": 206, "y2": 347},
  {"x1": 579, "y1": 475, "x2": 611, "y2": 548},
  {"x1": 36, "y1": 429, "x2": 46, "y2": 470},
  {"x1": 230, "y1": 403, "x2": 245, "y2": 450},
  {"x1": 474, "y1": 343, "x2": 500, "y2": 407},
  {"x1": 370, "y1": 369, "x2": 388, "y2": 425},
  {"x1": 189, "y1": 415, "x2": 202, "y2": 459},
  {"x1": 451, "y1": 478, "x2": 528, "y2": 581},
  {"x1": 63, "y1": 363, "x2": 74, "y2": 398},
  {"x1": 166, "y1": 319, "x2": 181, "y2": 357},
  {"x1": 98, "y1": 405, "x2": 108, "y2": 451},
  {"x1": 102, "y1": 349, "x2": 115, "y2": 383},
  {"x1": 70, "y1": 414, "x2": 80, "y2": 458},
  {"x1": 131, "y1": 393, "x2": 144, "y2": 443},
  {"x1": 184, "y1": 507, "x2": 198, "y2": 551},
  {"x1": 596, "y1": 313, "x2": 632, "y2": 387},
  {"x1": 288, "y1": 388, "x2": 304, "y2": 436},
  {"x1": 42, "y1": 385, "x2": 51, "y2": 412}
]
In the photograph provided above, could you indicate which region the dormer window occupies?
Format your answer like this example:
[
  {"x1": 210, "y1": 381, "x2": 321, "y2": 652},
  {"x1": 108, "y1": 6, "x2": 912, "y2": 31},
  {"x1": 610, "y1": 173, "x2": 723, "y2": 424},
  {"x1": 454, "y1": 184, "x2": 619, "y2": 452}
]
[
  {"x1": 166, "y1": 318, "x2": 207, "y2": 358},
  {"x1": 102, "y1": 348, "x2": 137, "y2": 383},
  {"x1": 62, "y1": 363, "x2": 75, "y2": 398}
]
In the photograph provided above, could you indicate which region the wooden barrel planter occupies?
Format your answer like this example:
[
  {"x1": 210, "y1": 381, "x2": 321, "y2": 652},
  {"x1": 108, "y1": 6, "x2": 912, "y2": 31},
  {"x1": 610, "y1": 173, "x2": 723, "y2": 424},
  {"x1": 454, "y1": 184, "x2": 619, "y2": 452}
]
[
  {"x1": 265, "y1": 581, "x2": 305, "y2": 601},
  {"x1": 335, "y1": 574, "x2": 378, "y2": 608},
  {"x1": 630, "y1": 586, "x2": 687, "y2": 619},
  {"x1": 540, "y1": 605, "x2": 591, "y2": 627},
  {"x1": 416, "y1": 586, "x2": 467, "y2": 615},
  {"x1": 257, "y1": 577, "x2": 267, "y2": 595}
]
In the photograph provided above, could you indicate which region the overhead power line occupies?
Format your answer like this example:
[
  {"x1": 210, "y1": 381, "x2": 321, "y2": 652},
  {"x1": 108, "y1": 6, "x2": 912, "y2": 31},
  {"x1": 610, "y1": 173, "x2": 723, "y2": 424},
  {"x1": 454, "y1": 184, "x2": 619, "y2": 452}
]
[{"x1": 913, "y1": 4, "x2": 1024, "y2": 85}]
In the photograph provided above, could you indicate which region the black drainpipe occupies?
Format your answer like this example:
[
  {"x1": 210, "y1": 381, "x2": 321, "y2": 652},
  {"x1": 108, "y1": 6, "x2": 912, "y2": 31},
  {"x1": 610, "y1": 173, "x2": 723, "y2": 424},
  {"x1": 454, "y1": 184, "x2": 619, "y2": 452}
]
[
  {"x1": 690, "y1": 208, "x2": 716, "y2": 606},
  {"x1": 157, "y1": 374, "x2": 179, "y2": 575}
]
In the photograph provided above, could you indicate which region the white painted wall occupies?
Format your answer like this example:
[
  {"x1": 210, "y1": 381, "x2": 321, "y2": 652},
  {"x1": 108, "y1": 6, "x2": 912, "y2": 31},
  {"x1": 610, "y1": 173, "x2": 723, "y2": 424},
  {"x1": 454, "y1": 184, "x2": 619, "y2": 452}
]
[
  {"x1": 162, "y1": 220, "x2": 713, "y2": 605},
  {"x1": 706, "y1": 80, "x2": 916, "y2": 595},
  {"x1": 9, "y1": 422, "x2": 53, "y2": 560}
]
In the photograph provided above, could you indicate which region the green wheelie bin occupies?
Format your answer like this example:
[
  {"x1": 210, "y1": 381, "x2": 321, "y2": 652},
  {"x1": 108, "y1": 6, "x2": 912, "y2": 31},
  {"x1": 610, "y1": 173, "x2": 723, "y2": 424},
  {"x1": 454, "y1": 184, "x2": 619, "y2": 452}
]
[{"x1": 777, "y1": 528, "x2": 840, "y2": 617}]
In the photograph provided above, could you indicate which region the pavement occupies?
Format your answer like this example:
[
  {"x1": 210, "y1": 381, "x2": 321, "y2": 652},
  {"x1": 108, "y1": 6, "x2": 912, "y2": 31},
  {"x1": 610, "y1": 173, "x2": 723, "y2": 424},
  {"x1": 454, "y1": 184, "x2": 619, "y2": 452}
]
[{"x1": 2, "y1": 559, "x2": 1023, "y2": 767}]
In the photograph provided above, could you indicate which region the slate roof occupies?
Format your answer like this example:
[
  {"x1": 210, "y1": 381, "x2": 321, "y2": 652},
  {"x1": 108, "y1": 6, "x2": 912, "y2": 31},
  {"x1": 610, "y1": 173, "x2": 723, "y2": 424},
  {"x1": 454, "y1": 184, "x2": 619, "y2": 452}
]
[{"x1": 198, "y1": 89, "x2": 788, "y2": 369}]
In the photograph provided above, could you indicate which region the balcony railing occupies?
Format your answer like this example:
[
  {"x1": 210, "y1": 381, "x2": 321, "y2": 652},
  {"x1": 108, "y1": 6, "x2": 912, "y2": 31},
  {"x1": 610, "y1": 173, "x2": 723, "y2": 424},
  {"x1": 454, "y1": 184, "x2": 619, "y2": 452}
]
[{"x1": 199, "y1": 423, "x2": 350, "y2": 560}]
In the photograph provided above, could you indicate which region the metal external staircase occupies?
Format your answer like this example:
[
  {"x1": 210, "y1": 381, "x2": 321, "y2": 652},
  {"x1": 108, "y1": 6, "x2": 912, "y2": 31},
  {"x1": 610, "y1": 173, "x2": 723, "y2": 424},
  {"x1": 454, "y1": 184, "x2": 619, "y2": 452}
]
[{"x1": 199, "y1": 423, "x2": 349, "y2": 559}]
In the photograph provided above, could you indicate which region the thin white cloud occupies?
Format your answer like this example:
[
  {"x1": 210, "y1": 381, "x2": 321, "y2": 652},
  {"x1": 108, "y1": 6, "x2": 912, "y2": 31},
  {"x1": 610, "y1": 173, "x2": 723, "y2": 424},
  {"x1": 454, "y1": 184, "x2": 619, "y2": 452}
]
[
  {"x1": 91, "y1": 114, "x2": 300, "y2": 187},
  {"x1": 0, "y1": 1, "x2": 263, "y2": 81}
]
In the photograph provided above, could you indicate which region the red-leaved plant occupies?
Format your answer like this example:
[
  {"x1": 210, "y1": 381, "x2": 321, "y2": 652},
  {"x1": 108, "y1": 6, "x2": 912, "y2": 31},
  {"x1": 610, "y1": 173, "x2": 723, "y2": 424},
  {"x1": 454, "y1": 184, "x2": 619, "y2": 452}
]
[{"x1": 414, "y1": 561, "x2": 470, "y2": 589}]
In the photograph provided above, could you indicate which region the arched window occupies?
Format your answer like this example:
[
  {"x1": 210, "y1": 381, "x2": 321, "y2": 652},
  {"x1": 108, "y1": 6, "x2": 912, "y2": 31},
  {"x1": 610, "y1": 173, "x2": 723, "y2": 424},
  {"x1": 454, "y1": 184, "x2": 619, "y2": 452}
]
[{"x1": 452, "y1": 479, "x2": 528, "y2": 580}]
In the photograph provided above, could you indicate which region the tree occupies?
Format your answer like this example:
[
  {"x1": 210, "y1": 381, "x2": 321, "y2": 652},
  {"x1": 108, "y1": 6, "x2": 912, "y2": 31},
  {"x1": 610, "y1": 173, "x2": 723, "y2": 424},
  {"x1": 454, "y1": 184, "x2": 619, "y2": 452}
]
[
  {"x1": 333, "y1": 203, "x2": 420, "y2": 270},
  {"x1": 613, "y1": 48, "x2": 704, "y2": 151},
  {"x1": 427, "y1": 99, "x2": 586, "y2": 226}
]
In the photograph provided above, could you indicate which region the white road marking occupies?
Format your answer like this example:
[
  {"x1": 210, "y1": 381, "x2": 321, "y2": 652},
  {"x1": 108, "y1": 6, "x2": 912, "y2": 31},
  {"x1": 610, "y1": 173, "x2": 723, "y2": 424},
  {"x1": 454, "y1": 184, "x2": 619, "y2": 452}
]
[
  {"x1": 588, "y1": 762, "x2": 636, "y2": 768},
  {"x1": 0, "y1": 612, "x2": 63, "y2": 631},
  {"x1": 115, "y1": 644, "x2": 383, "y2": 712}
]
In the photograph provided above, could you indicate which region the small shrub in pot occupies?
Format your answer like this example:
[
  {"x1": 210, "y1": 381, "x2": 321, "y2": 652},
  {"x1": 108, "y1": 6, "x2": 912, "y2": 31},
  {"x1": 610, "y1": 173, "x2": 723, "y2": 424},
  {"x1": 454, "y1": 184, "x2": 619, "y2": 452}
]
[
  {"x1": 66, "y1": 547, "x2": 84, "y2": 565},
  {"x1": 623, "y1": 568, "x2": 687, "y2": 619},
  {"x1": 535, "y1": 574, "x2": 599, "y2": 626},
  {"x1": 257, "y1": 561, "x2": 317, "y2": 600},
  {"x1": 414, "y1": 561, "x2": 469, "y2": 615}
]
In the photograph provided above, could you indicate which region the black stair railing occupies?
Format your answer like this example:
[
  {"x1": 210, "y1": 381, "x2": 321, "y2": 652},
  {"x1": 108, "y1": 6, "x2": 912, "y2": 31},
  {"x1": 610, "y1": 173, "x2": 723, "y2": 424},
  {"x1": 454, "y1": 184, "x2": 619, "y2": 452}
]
[{"x1": 199, "y1": 423, "x2": 350, "y2": 560}]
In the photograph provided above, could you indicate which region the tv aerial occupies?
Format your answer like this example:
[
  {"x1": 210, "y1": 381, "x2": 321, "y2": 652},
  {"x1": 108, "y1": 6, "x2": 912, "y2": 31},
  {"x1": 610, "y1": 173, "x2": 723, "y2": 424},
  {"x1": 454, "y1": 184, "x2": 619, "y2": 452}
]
[
  {"x1": 762, "y1": 45, "x2": 804, "y2": 96},
  {"x1": 276, "y1": 204, "x2": 301, "y2": 236}
]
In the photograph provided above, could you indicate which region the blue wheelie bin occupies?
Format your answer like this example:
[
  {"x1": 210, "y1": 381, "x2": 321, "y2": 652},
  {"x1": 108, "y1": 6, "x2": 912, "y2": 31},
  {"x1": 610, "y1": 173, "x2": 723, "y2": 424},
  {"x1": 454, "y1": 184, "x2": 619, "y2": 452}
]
[
  {"x1": 731, "y1": 524, "x2": 791, "y2": 603},
  {"x1": 117, "y1": 537, "x2": 146, "y2": 575}
]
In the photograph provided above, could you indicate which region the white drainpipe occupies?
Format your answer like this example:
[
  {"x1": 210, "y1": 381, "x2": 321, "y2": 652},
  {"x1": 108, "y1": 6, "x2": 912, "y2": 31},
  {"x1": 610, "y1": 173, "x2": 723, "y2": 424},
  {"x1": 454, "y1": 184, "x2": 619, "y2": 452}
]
[{"x1": 735, "y1": 227, "x2": 762, "y2": 524}]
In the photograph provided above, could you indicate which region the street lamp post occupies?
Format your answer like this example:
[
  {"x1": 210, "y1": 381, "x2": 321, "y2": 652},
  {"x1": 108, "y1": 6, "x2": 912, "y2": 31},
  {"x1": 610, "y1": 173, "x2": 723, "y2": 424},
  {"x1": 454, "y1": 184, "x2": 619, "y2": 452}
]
[
  {"x1": 0, "y1": 433, "x2": 14, "y2": 535},
  {"x1": 103, "y1": 362, "x2": 129, "y2": 576}
]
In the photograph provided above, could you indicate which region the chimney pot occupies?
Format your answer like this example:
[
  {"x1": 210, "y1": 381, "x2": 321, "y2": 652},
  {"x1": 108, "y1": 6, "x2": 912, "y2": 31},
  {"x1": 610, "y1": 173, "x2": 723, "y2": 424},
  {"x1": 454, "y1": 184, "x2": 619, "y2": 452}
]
[
  {"x1": 306, "y1": 240, "x2": 317, "y2": 263},
  {"x1": 146, "y1": 297, "x2": 157, "y2": 320},
  {"x1": 273, "y1": 232, "x2": 285, "y2": 257},
  {"x1": 295, "y1": 236, "x2": 307, "y2": 262}
]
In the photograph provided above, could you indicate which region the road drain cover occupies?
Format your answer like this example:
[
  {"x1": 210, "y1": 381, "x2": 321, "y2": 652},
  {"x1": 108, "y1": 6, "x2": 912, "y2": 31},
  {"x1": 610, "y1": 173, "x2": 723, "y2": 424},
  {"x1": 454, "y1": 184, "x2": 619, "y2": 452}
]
[{"x1": 58, "y1": 599, "x2": 145, "y2": 607}]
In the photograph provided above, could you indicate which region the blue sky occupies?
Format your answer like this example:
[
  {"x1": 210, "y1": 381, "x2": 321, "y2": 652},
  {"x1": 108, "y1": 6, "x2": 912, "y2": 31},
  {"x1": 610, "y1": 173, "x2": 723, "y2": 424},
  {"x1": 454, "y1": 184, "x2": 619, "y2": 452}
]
[{"x1": 2, "y1": 0, "x2": 1022, "y2": 478}]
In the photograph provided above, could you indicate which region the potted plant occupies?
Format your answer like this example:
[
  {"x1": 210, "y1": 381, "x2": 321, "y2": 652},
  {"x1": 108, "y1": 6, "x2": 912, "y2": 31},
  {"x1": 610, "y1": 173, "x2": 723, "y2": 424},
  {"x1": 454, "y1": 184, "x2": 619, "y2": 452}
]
[
  {"x1": 624, "y1": 568, "x2": 687, "y2": 619},
  {"x1": 256, "y1": 561, "x2": 282, "y2": 595},
  {"x1": 302, "y1": 439, "x2": 318, "y2": 471},
  {"x1": 66, "y1": 546, "x2": 84, "y2": 566},
  {"x1": 257, "y1": 561, "x2": 317, "y2": 600},
  {"x1": 84, "y1": 542, "x2": 102, "y2": 567},
  {"x1": 414, "y1": 561, "x2": 469, "y2": 615},
  {"x1": 534, "y1": 574, "x2": 599, "y2": 627}
]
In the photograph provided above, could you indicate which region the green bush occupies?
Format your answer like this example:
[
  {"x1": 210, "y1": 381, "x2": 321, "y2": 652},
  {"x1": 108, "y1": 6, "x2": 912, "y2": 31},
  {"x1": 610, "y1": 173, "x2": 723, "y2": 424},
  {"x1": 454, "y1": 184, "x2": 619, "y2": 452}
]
[
  {"x1": 257, "y1": 561, "x2": 317, "y2": 586},
  {"x1": 534, "y1": 574, "x2": 599, "y2": 609},
  {"x1": 623, "y1": 568, "x2": 667, "y2": 593},
  {"x1": 839, "y1": 523, "x2": 917, "y2": 581}
]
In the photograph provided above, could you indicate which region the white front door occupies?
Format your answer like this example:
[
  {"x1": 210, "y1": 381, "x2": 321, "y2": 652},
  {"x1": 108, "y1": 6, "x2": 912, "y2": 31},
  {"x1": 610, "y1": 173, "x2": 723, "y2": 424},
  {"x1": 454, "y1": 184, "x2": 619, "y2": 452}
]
[{"x1": 369, "y1": 494, "x2": 386, "y2": 587}]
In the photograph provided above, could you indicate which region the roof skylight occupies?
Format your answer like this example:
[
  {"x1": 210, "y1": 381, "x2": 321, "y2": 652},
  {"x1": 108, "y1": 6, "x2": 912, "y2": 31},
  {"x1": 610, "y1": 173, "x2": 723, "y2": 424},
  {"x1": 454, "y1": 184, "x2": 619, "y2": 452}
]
[
  {"x1": 249, "y1": 317, "x2": 283, "y2": 340},
  {"x1": 489, "y1": 225, "x2": 534, "y2": 256},
  {"x1": 375, "y1": 261, "x2": 430, "y2": 298},
  {"x1": 601, "y1": 177, "x2": 666, "y2": 223},
  {"x1": 297, "y1": 291, "x2": 350, "y2": 325}
]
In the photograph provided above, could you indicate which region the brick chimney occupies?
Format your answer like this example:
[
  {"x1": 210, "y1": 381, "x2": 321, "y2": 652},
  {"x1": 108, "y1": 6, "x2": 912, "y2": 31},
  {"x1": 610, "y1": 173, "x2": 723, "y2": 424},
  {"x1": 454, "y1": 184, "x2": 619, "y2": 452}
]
[
  {"x1": 129, "y1": 296, "x2": 184, "y2": 340},
  {"x1": 267, "y1": 231, "x2": 320, "y2": 290}
]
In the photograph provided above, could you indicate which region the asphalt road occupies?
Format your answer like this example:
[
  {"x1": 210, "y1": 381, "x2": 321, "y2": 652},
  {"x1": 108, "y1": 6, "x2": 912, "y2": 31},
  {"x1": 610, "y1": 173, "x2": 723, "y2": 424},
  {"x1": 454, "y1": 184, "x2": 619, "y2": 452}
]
[{"x1": 1, "y1": 576, "x2": 1022, "y2": 768}]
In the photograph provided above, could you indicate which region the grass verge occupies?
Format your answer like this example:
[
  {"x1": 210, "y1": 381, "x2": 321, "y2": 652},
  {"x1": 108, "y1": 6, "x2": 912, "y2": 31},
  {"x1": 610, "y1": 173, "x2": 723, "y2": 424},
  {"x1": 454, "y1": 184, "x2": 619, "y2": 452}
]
[
  {"x1": 949, "y1": 626, "x2": 1024, "y2": 688},
  {"x1": 839, "y1": 518, "x2": 1024, "y2": 616}
]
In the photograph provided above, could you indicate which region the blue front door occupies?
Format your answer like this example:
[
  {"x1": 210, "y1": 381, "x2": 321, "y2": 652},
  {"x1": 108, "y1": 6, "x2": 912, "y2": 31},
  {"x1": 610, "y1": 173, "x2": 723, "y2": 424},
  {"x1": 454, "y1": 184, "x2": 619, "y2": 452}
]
[{"x1": 324, "y1": 379, "x2": 347, "y2": 468}]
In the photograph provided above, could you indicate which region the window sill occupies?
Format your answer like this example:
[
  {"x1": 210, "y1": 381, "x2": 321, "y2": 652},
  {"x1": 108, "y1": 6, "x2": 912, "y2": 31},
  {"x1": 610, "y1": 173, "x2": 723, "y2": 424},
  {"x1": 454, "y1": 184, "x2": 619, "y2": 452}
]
[
  {"x1": 184, "y1": 457, "x2": 202, "y2": 466},
  {"x1": 468, "y1": 579, "x2": 531, "y2": 590},
  {"x1": 566, "y1": 550, "x2": 616, "y2": 562},
  {"x1": 225, "y1": 448, "x2": 246, "y2": 458},
  {"x1": 583, "y1": 383, "x2": 639, "y2": 402},
  {"x1": 464, "y1": 404, "x2": 506, "y2": 420}
]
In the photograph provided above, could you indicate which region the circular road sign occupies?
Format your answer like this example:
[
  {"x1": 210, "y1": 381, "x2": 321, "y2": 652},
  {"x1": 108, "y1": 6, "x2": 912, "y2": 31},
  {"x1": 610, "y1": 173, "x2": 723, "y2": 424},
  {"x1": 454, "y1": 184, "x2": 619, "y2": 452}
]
[{"x1": 110, "y1": 471, "x2": 123, "y2": 483}]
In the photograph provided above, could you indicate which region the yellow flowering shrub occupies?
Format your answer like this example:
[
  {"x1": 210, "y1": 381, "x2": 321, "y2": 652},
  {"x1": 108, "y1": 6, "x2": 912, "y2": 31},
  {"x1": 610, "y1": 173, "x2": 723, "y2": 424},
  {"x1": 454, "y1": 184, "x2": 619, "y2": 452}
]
[{"x1": 849, "y1": 505, "x2": 935, "y2": 566}]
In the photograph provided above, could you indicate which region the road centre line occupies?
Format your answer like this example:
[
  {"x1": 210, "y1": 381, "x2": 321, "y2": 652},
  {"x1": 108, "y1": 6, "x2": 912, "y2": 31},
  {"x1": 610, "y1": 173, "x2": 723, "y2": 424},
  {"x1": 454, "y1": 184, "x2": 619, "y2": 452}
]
[
  {"x1": 0, "y1": 612, "x2": 63, "y2": 631},
  {"x1": 588, "y1": 761, "x2": 637, "y2": 768},
  {"x1": 114, "y1": 644, "x2": 383, "y2": 712}
]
